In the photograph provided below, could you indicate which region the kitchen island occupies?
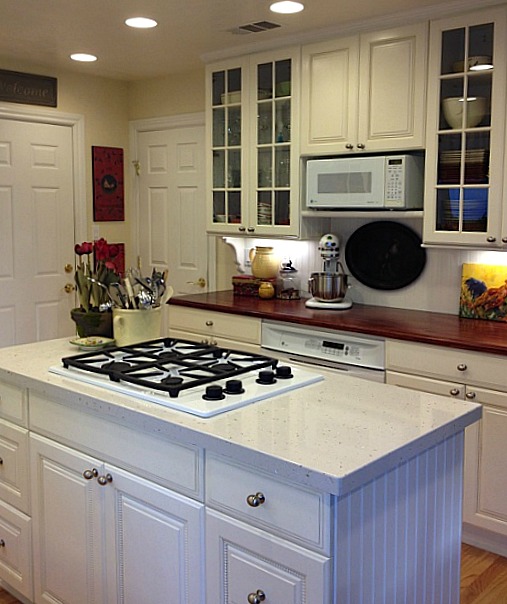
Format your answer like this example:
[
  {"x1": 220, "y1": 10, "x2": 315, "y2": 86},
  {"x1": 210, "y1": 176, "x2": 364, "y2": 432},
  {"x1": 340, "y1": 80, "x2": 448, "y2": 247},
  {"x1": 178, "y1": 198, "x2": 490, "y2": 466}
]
[{"x1": 0, "y1": 338, "x2": 481, "y2": 603}]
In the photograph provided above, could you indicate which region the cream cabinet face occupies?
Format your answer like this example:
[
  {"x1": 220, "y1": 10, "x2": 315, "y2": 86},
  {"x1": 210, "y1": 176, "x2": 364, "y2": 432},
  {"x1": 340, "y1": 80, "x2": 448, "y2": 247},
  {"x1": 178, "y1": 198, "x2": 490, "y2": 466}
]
[
  {"x1": 463, "y1": 387, "x2": 507, "y2": 538},
  {"x1": 300, "y1": 23, "x2": 428, "y2": 155},
  {"x1": 423, "y1": 7, "x2": 507, "y2": 247},
  {"x1": 206, "y1": 48, "x2": 300, "y2": 237},
  {"x1": 30, "y1": 433, "x2": 205, "y2": 604}
]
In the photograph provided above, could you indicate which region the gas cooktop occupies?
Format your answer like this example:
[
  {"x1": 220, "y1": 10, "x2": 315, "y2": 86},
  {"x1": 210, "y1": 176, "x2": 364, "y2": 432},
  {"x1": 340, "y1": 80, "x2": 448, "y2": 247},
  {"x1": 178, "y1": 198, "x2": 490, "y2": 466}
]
[{"x1": 49, "y1": 337, "x2": 323, "y2": 417}]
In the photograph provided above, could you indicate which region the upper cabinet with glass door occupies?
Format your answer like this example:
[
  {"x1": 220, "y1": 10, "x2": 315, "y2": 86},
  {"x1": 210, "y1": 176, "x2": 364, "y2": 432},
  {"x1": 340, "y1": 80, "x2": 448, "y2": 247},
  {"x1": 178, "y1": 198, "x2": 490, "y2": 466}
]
[
  {"x1": 423, "y1": 7, "x2": 507, "y2": 247},
  {"x1": 207, "y1": 58, "x2": 247, "y2": 233},
  {"x1": 206, "y1": 48, "x2": 300, "y2": 237}
]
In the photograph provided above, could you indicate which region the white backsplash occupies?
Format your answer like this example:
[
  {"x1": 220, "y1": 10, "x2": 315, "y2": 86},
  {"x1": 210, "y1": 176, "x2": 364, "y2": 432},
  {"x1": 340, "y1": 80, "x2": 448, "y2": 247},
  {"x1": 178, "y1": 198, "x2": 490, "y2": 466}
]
[{"x1": 222, "y1": 217, "x2": 507, "y2": 315}]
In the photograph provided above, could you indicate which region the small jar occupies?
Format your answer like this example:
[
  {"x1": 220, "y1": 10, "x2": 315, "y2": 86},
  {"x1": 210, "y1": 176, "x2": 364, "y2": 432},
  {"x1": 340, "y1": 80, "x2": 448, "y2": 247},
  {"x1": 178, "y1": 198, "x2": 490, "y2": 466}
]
[
  {"x1": 276, "y1": 261, "x2": 300, "y2": 300},
  {"x1": 258, "y1": 281, "x2": 275, "y2": 299}
]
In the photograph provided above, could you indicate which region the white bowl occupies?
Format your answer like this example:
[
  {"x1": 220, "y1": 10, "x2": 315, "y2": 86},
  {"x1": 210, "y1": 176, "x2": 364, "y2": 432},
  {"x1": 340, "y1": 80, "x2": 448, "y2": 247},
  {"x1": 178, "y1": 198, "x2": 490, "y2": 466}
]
[
  {"x1": 452, "y1": 56, "x2": 493, "y2": 72},
  {"x1": 442, "y1": 96, "x2": 487, "y2": 129}
]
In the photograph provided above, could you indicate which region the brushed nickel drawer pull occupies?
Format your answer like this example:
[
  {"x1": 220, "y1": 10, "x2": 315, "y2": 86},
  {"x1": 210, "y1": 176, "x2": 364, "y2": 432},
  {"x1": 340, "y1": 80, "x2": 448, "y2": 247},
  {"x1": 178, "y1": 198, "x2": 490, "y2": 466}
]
[
  {"x1": 246, "y1": 492, "x2": 265, "y2": 507},
  {"x1": 449, "y1": 388, "x2": 460, "y2": 396},
  {"x1": 466, "y1": 391, "x2": 476, "y2": 400},
  {"x1": 83, "y1": 468, "x2": 98, "y2": 480},
  {"x1": 205, "y1": 320, "x2": 214, "y2": 326},
  {"x1": 247, "y1": 590, "x2": 266, "y2": 603},
  {"x1": 457, "y1": 363, "x2": 467, "y2": 372}
]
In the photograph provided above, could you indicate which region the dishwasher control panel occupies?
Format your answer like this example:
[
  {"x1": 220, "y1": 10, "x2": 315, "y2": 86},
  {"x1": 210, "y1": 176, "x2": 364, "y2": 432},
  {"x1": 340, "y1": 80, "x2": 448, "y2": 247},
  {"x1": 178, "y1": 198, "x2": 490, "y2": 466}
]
[{"x1": 261, "y1": 321, "x2": 385, "y2": 370}]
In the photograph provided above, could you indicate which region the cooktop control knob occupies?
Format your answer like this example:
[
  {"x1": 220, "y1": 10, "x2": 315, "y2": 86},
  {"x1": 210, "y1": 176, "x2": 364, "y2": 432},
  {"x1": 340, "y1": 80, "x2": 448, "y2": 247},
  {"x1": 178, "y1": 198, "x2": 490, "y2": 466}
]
[
  {"x1": 256, "y1": 369, "x2": 276, "y2": 385},
  {"x1": 203, "y1": 384, "x2": 225, "y2": 401},
  {"x1": 275, "y1": 365, "x2": 293, "y2": 379},
  {"x1": 224, "y1": 379, "x2": 245, "y2": 395}
]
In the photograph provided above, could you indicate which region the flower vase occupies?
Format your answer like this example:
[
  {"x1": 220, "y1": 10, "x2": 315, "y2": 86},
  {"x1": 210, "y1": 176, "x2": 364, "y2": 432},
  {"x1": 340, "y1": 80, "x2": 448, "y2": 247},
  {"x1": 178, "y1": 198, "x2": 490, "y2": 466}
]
[{"x1": 70, "y1": 308, "x2": 113, "y2": 338}]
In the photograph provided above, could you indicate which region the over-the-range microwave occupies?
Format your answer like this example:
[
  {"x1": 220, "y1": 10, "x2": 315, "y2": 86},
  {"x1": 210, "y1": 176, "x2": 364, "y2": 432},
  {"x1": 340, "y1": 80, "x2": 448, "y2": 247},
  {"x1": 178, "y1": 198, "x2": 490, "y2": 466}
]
[{"x1": 306, "y1": 154, "x2": 424, "y2": 210}]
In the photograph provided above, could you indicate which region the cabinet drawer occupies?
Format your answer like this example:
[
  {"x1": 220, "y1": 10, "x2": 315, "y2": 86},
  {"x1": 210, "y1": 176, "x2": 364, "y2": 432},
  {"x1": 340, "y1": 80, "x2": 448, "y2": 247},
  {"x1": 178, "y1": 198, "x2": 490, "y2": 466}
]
[
  {"x1": 29, "y1": 393, "x2": 203, "y2": 500},
  {"x1": 386, "y1": 340, "x2": 507, "y2": 392},
  {"x1": 169, "y1": 307, "x2": 261, "y2": 344},
  {"x1": 0, "y1": 382, "x2": 27, "y2": 427},
  {"x1": 0, "y1": 499, "x2": 32, "y2": 601},
  {"x1": 206, "y1": 453, "x2": 331, "y2": 554},
  {"x1": 169, "y1": 328, "x2": 262, "y2": 354},
  {"x1": 0, "y1": 419, "x2": 29, "y2": 514},
  {"x1": 386, "y1": 371, "x2": 465, "y2": 399}
]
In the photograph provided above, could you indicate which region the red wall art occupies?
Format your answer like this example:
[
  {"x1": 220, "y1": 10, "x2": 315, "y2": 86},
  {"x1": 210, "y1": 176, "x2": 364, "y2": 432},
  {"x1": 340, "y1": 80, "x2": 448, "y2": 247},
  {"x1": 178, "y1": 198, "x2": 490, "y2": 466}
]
[{"x1": 92, "y1": 146, "x2": 125, "y2": 221}]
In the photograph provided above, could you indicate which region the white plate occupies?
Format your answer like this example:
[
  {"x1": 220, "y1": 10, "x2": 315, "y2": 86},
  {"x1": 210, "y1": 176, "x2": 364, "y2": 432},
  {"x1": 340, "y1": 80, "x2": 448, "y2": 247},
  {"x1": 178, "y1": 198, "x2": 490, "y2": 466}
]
[{"x1": 70, "y1": 337, "x2": 115, "y2": 351}]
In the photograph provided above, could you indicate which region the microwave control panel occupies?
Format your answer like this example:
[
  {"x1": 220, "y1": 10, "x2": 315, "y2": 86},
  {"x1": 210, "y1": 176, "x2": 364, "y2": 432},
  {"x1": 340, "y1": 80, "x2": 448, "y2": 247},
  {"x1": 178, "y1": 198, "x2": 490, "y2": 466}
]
[{"x1": 384, "y1": 157, "x2": 406, "y2": 204}]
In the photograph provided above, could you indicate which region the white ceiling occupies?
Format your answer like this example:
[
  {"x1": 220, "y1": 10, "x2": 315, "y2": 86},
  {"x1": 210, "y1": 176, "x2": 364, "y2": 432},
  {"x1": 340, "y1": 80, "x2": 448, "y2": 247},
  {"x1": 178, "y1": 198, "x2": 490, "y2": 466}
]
[{"x1": 0, "y1": 0, "x2": 476, "y2": 81}]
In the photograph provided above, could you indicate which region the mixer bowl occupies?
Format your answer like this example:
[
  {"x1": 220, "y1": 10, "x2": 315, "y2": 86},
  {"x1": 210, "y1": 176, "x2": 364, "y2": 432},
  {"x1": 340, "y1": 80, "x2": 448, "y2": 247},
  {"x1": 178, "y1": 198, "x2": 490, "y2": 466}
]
[{"x1": 308, "y1": 271, "x2": 349, "y2": 302}]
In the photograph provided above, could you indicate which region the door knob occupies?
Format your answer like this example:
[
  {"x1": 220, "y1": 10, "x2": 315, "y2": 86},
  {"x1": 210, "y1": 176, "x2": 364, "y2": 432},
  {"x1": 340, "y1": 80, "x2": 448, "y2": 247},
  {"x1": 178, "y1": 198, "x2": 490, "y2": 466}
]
[
  {"x1": 64, "y1": 263, "x2": 74, "y2": 273},
  {"x1": 64, "y1": 283, "x2": 76, "y2": 293},
  {"x1": 187, "y1": 278, "x2": 206, "y2": 288}
]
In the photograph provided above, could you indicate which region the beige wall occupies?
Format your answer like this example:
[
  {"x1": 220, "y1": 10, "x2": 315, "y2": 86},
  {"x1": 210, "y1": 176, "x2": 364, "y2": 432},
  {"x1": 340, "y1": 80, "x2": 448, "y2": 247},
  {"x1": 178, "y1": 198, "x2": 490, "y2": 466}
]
[
  {"x1": 0, "y1": 59, "x2": 207, "y2": 271},
  {"x1": 0, "y1": 57, "x2": 132, "y2": 261},
  {"x1": 127, "y1": 68, "x2": 205, "y2": 120}
]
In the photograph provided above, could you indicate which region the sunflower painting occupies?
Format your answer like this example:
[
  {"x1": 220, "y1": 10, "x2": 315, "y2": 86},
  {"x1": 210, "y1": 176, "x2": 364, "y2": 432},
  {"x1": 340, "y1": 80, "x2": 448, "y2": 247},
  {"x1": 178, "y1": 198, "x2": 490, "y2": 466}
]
[{"x1": 459, "y1": 263, "x2": 507, "y2": 322}]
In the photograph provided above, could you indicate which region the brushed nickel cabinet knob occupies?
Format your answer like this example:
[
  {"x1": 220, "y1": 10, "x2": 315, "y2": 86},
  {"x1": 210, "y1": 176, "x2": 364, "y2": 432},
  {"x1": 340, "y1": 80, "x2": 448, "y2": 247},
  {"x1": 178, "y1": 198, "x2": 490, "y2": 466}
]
[{"x1": 246, "y1": 492, "x2": 265, "y2": 507}]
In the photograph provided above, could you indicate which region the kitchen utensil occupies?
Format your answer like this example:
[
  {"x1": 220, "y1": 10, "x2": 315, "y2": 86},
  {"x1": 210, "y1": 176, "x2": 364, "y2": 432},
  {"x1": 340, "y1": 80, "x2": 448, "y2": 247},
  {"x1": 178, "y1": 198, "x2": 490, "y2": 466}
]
[
  {"x1": 308, "y1": 269, "x2": 348, "y2": 302},
  {"x1": 305, "y1": 234, "x2": 352, "y2": 310},
  {"x1": 345, "y1": 221, "x2": 426, "y2": 290},
  {"x1": 85, "y1": 276, "x2": 116, "y2": 305}
]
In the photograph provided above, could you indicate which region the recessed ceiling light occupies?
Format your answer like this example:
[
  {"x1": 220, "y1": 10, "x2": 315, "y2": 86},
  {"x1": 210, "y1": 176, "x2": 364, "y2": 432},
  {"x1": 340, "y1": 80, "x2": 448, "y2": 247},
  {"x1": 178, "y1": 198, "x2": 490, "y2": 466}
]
[
  {"x1": 125, "y1": 17, "x2": 158, "y2": 29},
  {"x1": 270, "y1": 1, "x2": 304, "y2": 14},
  {"x1": 70, "y1": 53, "x2": 97, "y2": 63}
]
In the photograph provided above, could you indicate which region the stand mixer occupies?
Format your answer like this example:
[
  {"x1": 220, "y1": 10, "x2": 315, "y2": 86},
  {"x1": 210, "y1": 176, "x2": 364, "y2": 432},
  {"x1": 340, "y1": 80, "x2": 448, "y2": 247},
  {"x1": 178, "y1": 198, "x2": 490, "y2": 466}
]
[{"x1": 306, "y1": 234, "x2": 352, "y2": 310}]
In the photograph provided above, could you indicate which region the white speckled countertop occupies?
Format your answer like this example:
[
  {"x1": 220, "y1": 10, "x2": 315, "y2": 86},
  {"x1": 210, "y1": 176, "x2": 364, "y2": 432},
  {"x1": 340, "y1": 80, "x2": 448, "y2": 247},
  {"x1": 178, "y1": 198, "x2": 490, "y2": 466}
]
[{"x1": 0, "y1": 338, "x2": 481, "y2": 496}]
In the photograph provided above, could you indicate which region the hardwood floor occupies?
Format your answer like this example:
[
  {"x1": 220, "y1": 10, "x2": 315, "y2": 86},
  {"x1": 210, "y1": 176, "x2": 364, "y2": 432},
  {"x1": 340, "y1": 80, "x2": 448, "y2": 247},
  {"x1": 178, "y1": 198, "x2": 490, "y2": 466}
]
[
  {"x1": 461, "y1": 543, "x2": 507, "y2": 604},
  {"x1": 0, "y1": 544, "x2": 505, "y2": 603}
]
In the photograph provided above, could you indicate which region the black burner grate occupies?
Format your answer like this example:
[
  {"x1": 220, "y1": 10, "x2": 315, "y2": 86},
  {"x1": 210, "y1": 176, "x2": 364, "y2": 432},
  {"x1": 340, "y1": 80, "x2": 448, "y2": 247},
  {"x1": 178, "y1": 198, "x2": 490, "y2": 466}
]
[{"x1": 61, "y1": 337, "x2": 278, "y2": 397}]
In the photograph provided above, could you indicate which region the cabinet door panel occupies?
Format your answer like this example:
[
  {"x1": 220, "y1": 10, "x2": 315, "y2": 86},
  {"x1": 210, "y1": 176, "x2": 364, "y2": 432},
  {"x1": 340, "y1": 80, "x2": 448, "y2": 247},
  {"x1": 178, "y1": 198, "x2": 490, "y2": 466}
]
[
  {"x1": 301, "y1": 37, "x2": 359, "y2": 153},
  {"x1": 30, "y1": 434, "x2": 105, "y2": 604},
  {"x1": 206, "y1": 509, "x2": 331, "y2": 604},
  {"x1": 105, "y1": 465, "x2": 205, "y2": 604},
  {"x1": 359, "y1": 24, "x2": 427, "y2": 149},
  {"x1": 479, "y1": 404, "x2": 507, "y2": 520}
]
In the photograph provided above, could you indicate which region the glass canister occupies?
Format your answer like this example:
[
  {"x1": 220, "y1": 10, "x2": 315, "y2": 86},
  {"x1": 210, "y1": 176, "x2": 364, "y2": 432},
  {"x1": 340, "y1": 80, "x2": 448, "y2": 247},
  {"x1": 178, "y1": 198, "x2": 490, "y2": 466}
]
[{"x1": 276, "y1": 260, "x2": 300, "y2": 300}]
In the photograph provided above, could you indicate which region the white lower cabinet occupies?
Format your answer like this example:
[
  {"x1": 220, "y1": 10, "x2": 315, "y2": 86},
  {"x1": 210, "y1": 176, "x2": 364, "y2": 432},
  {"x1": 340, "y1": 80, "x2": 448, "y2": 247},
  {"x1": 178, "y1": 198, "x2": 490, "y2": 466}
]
[
  {"x1": 205, "y1": 453, "x2": 332, "y2": 603},
  {"x1": 30, "y1": 433, "x2": 204, "y2": 604},
  {"x1": 206, "y1": 510, "x2": 331, "y2": 604},
  {"x1": 0, "y1": 382, "x2": 32, "y2": 601},
  {"x1": 386, "y1": 339, "x2": 507, "y2": 556}
]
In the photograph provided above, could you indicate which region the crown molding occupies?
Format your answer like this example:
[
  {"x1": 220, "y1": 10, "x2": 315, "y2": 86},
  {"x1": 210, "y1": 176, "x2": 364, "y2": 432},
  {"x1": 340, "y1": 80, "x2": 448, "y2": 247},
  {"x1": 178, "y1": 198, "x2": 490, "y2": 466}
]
[{"x1": 201, "y1": 0, "x2": 506, "y2": 63}]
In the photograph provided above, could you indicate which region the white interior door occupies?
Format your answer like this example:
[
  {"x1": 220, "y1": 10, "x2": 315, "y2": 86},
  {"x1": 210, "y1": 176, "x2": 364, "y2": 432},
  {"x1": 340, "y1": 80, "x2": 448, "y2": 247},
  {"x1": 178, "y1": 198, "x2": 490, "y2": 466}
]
[
  {"x1": 136, "y1": 122, "x2": 208, "y2": 304},
  {"x1": 0, "y1": 118, "x2": 76, "y2": 347}
]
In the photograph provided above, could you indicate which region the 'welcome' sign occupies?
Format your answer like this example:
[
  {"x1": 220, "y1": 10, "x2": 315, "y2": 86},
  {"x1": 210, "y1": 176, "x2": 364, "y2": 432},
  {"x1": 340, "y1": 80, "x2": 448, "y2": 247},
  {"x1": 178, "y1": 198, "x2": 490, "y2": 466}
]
[{"x1": 0, "y1": 69, "x2": 57, "y2": 107}]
